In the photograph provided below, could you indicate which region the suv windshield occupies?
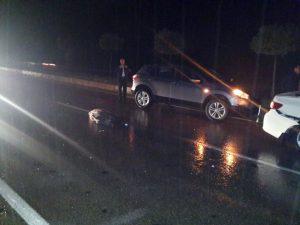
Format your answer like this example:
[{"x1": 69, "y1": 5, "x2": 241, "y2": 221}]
[{"x1": 137, "y1": 65, "x2": 156, "y2": 76}]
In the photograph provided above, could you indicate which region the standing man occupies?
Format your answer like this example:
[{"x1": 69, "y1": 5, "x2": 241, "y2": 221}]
[
  {"x1": 115, "y1": 58, "x2": 132, "y2": 102},
  {"x1": 281, "y1": 64, "x2": 300, "y2": 92}
]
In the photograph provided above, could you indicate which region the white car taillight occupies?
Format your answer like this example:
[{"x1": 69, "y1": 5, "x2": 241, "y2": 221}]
[
  {"x1": 270, "y1": 101, "x2": 283, "y2": 109},
  {"x1": 132, "y1": 74, "x2": 139, "y2": 81}
]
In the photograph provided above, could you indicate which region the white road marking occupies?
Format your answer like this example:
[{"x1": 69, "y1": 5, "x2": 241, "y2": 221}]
[
  {"x1": 55, "y1": 101, "x2": 89, "y2": 112},
  {"x1": 102, "y1": 208, "x2": 146, "y2": 225},
  {"x1": 57, "y1": 100, "x2": 256, "y2": 125},
  {"x1": 169, "y1": 105, "x2": 255, "y2": 123},
  {"x1": 230, "y1": 116, "x2": 256, "y2": 123},
  {"x1": 0, "y1": 178, "x2": 49, "y2": 225}
]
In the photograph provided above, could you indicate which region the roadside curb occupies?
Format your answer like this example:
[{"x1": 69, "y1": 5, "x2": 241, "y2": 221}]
[{"x1": 0, "y1": 66, "x2": 132, "y2": 94}]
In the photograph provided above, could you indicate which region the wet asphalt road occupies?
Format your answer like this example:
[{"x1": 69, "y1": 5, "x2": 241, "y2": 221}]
[{"x1": 0, "y1": 72, "x2": 299, "y2": 225}]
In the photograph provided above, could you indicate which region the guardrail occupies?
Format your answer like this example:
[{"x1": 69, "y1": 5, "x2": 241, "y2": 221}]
[{"x1": 0, "y1": 66, "x2": 131, "y2": 94}]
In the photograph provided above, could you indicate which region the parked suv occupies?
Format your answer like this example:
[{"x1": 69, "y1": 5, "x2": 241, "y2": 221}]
[{"x1": 131, "y1": 65, "x2": 250, "y2": 121}]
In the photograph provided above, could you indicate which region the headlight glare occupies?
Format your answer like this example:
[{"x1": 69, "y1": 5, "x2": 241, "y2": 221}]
[{"x1": 232, "y1": 89, "x2": 249, "y2": 99}]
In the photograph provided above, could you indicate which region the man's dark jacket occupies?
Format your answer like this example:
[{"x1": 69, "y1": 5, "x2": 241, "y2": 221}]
[{"x1": 115, "y1": 65, "x2": 132, "y2": 82}]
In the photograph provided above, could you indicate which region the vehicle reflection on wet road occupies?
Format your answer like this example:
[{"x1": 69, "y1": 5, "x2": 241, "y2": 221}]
[{"x1": 0, "y1": 73, "x2": 299, "y2": 224}]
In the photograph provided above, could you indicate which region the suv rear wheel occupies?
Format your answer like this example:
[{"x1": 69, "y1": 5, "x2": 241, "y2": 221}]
[
  {"x1": 135, "y1": 89, "x2": 152, "y2": 109},
  {"x1": 205, "y1": 99, "x2": 229, "y2": 121}
]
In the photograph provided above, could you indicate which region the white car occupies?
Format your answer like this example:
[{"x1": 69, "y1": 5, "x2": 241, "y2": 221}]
[{"x1": 263, "y1": 91, "x2": 300, "y2": 150}]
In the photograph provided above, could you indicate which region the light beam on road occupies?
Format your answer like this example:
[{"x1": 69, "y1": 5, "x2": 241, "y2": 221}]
[
  {"x1": 0, "y1": 119, "x2": 84, "y2": 177},
  {"x1": 0, "y1": 178, "x2": 49, "y2": 225},
  {"x1": 0, "y1": 94, "x2": 126, "y2": 183}
]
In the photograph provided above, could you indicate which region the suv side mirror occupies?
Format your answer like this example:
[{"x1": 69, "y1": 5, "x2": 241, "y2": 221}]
[{"x1": 191, "y1": 79, "x2": 201, "y2": 84}]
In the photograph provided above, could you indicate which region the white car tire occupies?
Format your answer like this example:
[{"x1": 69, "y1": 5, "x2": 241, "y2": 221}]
[{"x1": 289, "y1": 126, "x2": 300, "y2": 150}]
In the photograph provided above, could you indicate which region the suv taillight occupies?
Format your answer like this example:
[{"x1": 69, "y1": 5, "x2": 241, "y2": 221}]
[
  {"x1": 132, "y1": 74, "x2": 139, "y2": 81},
  {"x1": 270, "y1": 101, "x2": 283, "y2": 109}
]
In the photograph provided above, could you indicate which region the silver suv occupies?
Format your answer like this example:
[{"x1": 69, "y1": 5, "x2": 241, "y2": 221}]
[{"x1": 131, "y1": 65, "x2": 250, "y2": 121}]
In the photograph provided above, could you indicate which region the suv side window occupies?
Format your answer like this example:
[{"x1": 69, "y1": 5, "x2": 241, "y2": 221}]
[
  {"x1": 174, "y1": 69, "x2": 191, "y2": 82},
  {"x1": 159, "y1": 66, "x2": 175, "y2": 81},
  {"x1": 191, "y1": 72, "x2": 205, "y2": 82},
  {"x1": 151, "y1": 66, "x2": 159, "y2": 77},
  {"x1": 138, "y1": 65, "x2": 154, "y2": 76}
]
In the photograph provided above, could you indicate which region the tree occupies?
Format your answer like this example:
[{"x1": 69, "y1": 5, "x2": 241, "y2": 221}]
[
  {"x1": 251, "y1": 24, "x2": 299, "y2": 97},
  {"x1": 99, "y1": 33, "x2": 124, "y2": 75},
  {"x1": 154, "y1": 29, "x2": 185, "y2": 62}
]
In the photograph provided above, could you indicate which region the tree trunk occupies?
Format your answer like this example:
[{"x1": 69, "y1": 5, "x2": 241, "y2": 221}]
[
  {"x1": 271, "y1": 55, "x2": 277, "y2": 97},
  {"x1": 213, "y1": 0, "x2": 223, "y2": 70},
  {"x1": 181, "y1": 1, "x2": 186, "y2": 68},
  {"x1": 109, "y1": 52, "x2": 113, "y2": 77},
  {"x1": 252, "y1": 53, "x2": 260, "y2": 97},
  {"x1": 252, "y1": 0, "x2": 267, "y2": 97}
]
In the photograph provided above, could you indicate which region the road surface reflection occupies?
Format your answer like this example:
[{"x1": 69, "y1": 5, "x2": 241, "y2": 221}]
[{"x1": 222, "y1": 140, "x2": 238, "y2": 175}]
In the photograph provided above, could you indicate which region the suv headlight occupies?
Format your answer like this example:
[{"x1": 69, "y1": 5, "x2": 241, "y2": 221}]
[{"x1": 232, "y1": 89, "x2": 249, "y2": 99}]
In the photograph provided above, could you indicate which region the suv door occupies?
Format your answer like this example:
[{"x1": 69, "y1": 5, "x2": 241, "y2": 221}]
[
  {"x1": 171, "y1": 70, "x2": 205, "y2": 104},
  {"x1": 150, "y1": 66, "x2": 175, "y2": 99}
]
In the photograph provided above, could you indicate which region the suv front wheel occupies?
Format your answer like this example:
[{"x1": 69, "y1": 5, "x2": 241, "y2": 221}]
[
  {"x1": 205, "y1": 99, "x2": 229, "y2": 121},
  {"x1": 135, "y1": 89, "x2": 152, "y2": 109}
]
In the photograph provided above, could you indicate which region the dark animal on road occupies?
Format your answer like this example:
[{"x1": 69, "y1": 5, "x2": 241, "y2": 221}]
[{"x1": 89, "y1": 108, "x2": 128, "y2": 128}]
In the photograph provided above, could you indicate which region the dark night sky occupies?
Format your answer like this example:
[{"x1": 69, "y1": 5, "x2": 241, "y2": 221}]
[{"x1": 0, "y1": 0, "x2": 300, "y2": 94}]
